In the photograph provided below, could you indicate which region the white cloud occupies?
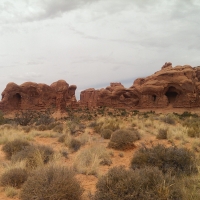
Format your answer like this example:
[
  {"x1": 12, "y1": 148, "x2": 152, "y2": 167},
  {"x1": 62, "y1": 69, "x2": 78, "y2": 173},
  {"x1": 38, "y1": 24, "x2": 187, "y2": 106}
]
[{"x1": 0, "y1": 0, "x2": 200, "y2": 99}]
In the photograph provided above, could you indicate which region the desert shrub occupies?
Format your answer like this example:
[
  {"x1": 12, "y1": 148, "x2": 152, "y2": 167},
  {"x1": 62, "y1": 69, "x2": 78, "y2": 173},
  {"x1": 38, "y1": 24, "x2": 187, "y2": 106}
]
[
  {"x1": 101, "y1": 129, "x2": 112, "y2": 139},
  {"x1": 68, "y1": 121, "x2": 79, "y2": 135},
  {"x1": 156, "y1": 128, "x2": 168, "y2": 139},
  {"x1": 14, "y1": 110, "x2": 37, "y2": 126},
  {"x1": 1, "y1": 168, "x2": 28, "y2": 188},
  {"x1": 93, "y1": 122, "x2": 103, "y2": 133},
  {"x1": 187, "y1": 127, "x2": 200, "y2": 138},
  {"x1": 94, "y1": 166, "x2": 182, "y2": 200},
  {"x1": 53, "y1": 124, "x2": 63, "y2": 133},
  {"x1": 78, "y1": 131, "x2": 90, "y2": 145},
  {"x1": 161, "y1": 114, "x2": 175, "y2": 124},
  {"x1": 131, "y1": 144, "x2": 197, "y2": 176},
  {"x1": 46, "y1": 122, "x2": 60, "y2": 130},
  {"x1": 58, "y1": 134, "x2": 66, "y2": 143},
  {"x1": 103, "y1": 120, "x2": 120, "y2": 132},
  {"x1": 60, "y1": 149, "x2": 68, "y2": 158},
  {"x1": 36, "y1": 124, "x2": 47, "y2": 131},
  {"x1": 11, "y1": 144, "x2": 54, "y2": 170},
  {"x1": 35, "y1": 112, "x2": 54, "y2": 125},
  {"x1": 4, "y1": 186, "x2": 18, "y2": 198},
  {"x1": 2, "y1": 139, "x2": 30, "y2": 159},
  {"x1": 108, "y1": 129, "x2": 140, "y2": 150},
  {"x1": 174, "y1": 111, "x2": 198, "y2": 119},
  {"x1": 20, "y1": 165, "x2": 83, "y2": 200},
  {"x1": 22, "y1": 126, "x2": 32, "y2": 133},
  {"x1": 89, "y1": 121, "x2": 97, "y2": 127},
  {"x1": 69, "y1": 138, "x2": 82, "y2": 152},
  {"x1": 73, "y1": 145, "x2": 112, "y2": 175}
]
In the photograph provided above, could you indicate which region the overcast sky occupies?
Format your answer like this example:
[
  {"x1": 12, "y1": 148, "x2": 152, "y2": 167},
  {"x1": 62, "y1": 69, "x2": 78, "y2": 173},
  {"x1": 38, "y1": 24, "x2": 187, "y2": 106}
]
[{"x1": 0, "y1": 0, "x2": 200, "y2": 99}]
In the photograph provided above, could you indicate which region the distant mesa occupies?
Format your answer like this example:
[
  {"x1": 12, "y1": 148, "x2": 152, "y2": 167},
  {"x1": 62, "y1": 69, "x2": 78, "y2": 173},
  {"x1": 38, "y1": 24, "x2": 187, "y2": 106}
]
[{"x1": 1, "y1": 62, "x2": 200, "y2": 113}]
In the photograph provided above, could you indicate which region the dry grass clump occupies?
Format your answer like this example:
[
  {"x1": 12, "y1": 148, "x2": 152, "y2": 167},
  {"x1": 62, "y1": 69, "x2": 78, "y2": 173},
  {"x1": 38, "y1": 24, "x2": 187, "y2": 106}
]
[
  {"x1": 67, "y1": 121, "x2": 80, "y2": 135},
  {"x1": 0, "y1": 168, "x2": 28, "y2": 188},
  {"x1": 167, "y1": 124, "x2": 188, "y2": 141},
  {"x1": 68, "y1": 138, "x2": 82, "y2": 152},
  {"x1": 94, "y1": 166, "x2": 182, "y2": 200},
  {"x1": 4, "y1": 186, "x2": 18, "y2": 198},
  {"x1": 2, "y1": 139, "x2": 30, "y2": 159},
  {"x1": 160, "y1": 114, "x2": 176, "y2": 125},
  {"x1": 181, "y1": 173, "x2": 200, "y2": 200},
  {"x1": 92, "y1": 117, "x2": 120, "y2": 134},
  {"x1": 22, "y1": 126, "x2": 32, "y2": 133},
  {"x1": 108, "y1": 129, "x2": 140, "y2": 150},
  {"x1": 73, "y1": 145, "x2": 112, "y2": 175},
  {"x1": 52, "y1": 124, "x2": 63, "y2": 133},
  {"x1": 131, "y1": 144, "x2": 197, "y2": 176},
  {"x1": 102, "y1": 118, "x2": 120, "y2": 131},
  {"x1": 156, "y1": 128, "x2": 168, "y2": 139},
  {"x1": 0, "y1": 127, "x2": 34, "y2": 145},
  {"x1": 78, "y1": 131, "x2": 90, "y2": 145},
  {"x1": 58, "y1": 133, "x2": 82, "y2": 152},
  {"x1": 20, "y1": 165, "x2": 83, "y2": 200},
  {"x1": 187, "y1": 127, "x2": 200, "y2": 138},
  {"x1": 36, "y1": 124, "x2": 47, "y2": 131},
  {"x1": 101, "y1": 128, "x2": 112, "y2": 139},
  {"x1": 11, "y1": 144, "x2": 54, "y2": 170}
]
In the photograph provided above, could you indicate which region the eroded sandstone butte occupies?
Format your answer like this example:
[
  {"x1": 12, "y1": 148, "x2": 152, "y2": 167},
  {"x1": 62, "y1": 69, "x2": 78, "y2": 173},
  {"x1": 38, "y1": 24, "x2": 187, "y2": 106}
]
[
  {"x1": 0, "y1": 80, "x2": 77, "y2": 113},
  {"x1": 80, "y1": 63, "x2": 200, "y2": 109},
  {"x1": 1, "y1": 62, "x2": 200, "y2": 113}
]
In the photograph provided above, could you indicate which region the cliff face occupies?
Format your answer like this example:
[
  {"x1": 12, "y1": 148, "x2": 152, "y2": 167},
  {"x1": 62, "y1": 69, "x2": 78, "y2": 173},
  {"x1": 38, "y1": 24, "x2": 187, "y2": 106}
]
[
  {"x1": 80, "y1": 63, "x2": 200, "y2": 109},
  {"x1": 1, "y1": 63, "x2": 200, "y2": 113},
  {"x1": 0, "y1": 80, "x2": 77, "y2": 113}
]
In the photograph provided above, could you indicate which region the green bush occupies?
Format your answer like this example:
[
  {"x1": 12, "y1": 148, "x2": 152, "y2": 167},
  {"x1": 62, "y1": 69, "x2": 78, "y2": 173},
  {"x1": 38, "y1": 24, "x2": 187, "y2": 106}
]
[
  {"x1": 20, "y1": 165, "x2": 83, "y2": 200},
  {"x1": 130, "y1": 144, "x2": 197, "y2": 176},
  {"x1": 101, "y1": 129, "x2": 112, "y2": 139},
  {"x1": 108, "y1": 129, "x2": 140, "y2": 150},
  {"x1": 2, "y1": 139, "x2": 30, "y2": 159},
  {"x1": 1, "y1": 168, "x2": 28, "y2": 188},
  {"x1": 94, "y1": 166, "x2": 182, "y2": 200},
  {"x1": 156, "y1": 128, "x2": 168, "y2": 139},
  {"x1": 11, "y1": 144, "x2": 54, "y2": 170}
]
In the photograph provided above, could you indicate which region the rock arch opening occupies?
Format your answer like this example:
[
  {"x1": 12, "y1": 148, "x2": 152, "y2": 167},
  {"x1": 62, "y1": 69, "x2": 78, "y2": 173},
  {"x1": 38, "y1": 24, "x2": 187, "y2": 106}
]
[
  {"x1": 152, "y1": 95, "x2": 156, "y2": 102},
  {"x1": 11, "y1": 93, "x2": 21, "y2": 109},
  {"x1": 165, "y1": 87, "x2": 178, "y2": 105}
]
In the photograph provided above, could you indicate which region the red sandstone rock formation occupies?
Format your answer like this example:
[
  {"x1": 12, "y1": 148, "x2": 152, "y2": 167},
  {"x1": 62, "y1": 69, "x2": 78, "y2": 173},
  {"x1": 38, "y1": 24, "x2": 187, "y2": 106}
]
[
  {"x1": 1, "y1": 63, "x2": 200, "y2": 113},
  {"x1": 80, "y1": 63, "x2": 200, "y2": 109},
  {"x1": 0, "y1": 80, "x2": 77, "y2": 113}
]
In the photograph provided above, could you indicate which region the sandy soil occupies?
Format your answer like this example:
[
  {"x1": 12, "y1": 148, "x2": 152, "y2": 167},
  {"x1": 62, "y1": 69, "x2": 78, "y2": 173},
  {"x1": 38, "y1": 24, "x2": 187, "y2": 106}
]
[{"x1": 0, "y1": 111, "x2": 198, "y2": 200}]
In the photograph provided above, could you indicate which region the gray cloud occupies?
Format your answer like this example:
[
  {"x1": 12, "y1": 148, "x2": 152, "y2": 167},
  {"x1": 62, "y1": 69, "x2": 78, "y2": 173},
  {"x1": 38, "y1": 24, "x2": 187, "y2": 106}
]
[
  {"x1": 0, "y1": 0, "x2": 200, "y2": 99},
  {"x1": 0, "y1": 0, "x2": 101, "y2": 23}
]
